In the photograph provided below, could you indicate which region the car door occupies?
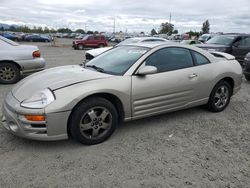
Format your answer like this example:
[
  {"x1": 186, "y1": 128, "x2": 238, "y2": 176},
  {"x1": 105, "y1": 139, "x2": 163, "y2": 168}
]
[
  {"x1": 131, "y1": 47, "x2": 198, "y2": 118},
  {"x1": 86, "y1": 36, "x2": 94, "y2": 47},
  {"x1": 232, "y1": 36, "x2": 250, "y2": 64}
]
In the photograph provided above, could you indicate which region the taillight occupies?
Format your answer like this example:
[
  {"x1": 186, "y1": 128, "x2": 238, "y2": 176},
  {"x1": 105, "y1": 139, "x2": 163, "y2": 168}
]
[{"x1": 32, "y1": 50, "x2": 41, "y2": 58}]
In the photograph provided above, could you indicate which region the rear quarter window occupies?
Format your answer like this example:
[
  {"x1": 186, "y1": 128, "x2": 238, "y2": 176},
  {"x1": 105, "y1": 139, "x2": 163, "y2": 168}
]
[{"x1": 191, "y1": 51, "x2": 210, "y2": 65}]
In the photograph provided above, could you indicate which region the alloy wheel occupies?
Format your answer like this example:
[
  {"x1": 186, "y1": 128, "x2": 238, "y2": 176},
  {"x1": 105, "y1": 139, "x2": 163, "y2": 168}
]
[
  {"x1": 79, "y1": 107, "x2": 112, "y2": 139},
  {"x1": 0, "y1": 66, "x2": 16, "y2": 82},
  {"x1": 214, "y1": 85, "x2": 229, "y2": 109}
]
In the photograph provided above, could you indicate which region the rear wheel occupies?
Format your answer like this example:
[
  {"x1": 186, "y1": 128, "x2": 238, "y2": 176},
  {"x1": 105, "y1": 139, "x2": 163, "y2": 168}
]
[
  {"x1": 69, "y1": 97, "x2": 118, "y2": 145},
  {"x1": 98, "y1": 44, "x2": 104, "y2": 48},
  {"x1": 245, "y1": 74, "x2": 250, "y2": 81},
  {"x1": 77, "y1": 44, "x2": 84, "y2": 50},
  {"x1": 207, "y1": 81, "x2": 232, "y2": 112},
  {"x1": 0, "y1": 62, "x2": 20, "y2": 84}
]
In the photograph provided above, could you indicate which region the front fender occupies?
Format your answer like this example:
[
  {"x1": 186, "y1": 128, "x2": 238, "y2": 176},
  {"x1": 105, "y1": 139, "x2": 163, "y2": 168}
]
[{"x1": 45, "y1": 76, "x2": 132, "y2": 120}]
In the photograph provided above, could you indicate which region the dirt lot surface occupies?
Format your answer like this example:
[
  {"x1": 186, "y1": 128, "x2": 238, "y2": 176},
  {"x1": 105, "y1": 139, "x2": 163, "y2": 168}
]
[{"x1": 0, "y1": 39, "x2": 250, "y2": 188}]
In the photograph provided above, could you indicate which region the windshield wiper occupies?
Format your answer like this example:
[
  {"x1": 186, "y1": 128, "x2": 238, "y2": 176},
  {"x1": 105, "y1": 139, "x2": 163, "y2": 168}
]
[{"x1": 86, "y1": 65, "x2": 105, "y2": 73}]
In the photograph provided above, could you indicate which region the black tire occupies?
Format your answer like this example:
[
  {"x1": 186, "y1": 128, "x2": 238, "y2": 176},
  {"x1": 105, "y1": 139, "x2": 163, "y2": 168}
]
[
  {"x1": 207, "y1": 80, "x2": 232, "y2": 112},
  {"x1": 29, "y1": 39, "x2": 33, "y2": 42},
  {"x1": 69, "y1": 97, "x2": 118, "y2": 145},
  {"x1": 0, "y1": 62, "x2": 20, "y2": 84},
  {"x1": 77, "y1": 44, "x2": 84, "y2": 50},
  {"x1": 98, "y1": 44, "x2": 104, "y2": 48},
  {"x1": 245, "y1": 74, "x2": 250, "y2": 81}
]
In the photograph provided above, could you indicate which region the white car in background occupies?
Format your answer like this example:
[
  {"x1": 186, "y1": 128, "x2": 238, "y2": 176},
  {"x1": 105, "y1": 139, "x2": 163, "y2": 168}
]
[
  {"x1": 0, "y1": 36, "x2": 45, "y2": 84},
  {"x1": 85, "y1": 37, "x2": 169, "y2": 60}
]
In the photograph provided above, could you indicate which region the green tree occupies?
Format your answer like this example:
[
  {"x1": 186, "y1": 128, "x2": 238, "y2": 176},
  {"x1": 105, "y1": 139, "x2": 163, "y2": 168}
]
[
  {"x1": 9, "y1": 25, "x2": 17, "y2": 32},
  {"x1": 172, "y1": 29, "x2": 178, "y2": 34},
  {"x1": 36, "y1": 26, "x2": 43, "y2": 33},
  {"x1": 151, "y1": 28, "x2": 157, "y2": 36},
  {"x1": 75, "y1": 29, "x2": 85, "y2": 34},
  {"x1": 86, "y1": 31, "x2": 94, "y2": 34},
  {"x1": 44, "y1": 27, "x2": 50, "y2": 33},
  {"x1": 202, "y1": 20, "x2": 210, "y2": 34},
  {"x1": 159, "y1": 22, "x2": 174, "y2": 35},
  {"x1": 57, "y1": 28, "x2": 72, "y2": 33}
]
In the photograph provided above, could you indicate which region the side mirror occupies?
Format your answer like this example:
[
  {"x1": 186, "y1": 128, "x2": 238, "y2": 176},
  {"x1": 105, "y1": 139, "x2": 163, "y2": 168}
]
[{"x1": 137, "y1": 66, "x2": 157, "y2": 75}]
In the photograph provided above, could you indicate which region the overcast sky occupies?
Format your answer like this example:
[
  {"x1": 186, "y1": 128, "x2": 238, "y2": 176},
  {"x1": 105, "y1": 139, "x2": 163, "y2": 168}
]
[{"x1": 0, "y1": 0, "x2": 249, "y2": 33}]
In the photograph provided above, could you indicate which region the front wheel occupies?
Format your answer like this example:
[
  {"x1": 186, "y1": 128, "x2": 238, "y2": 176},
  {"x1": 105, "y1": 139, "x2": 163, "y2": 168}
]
[
  {"x1": 77, "y1": 44, "x2": 84, "y2": 50},
  {"x1": 207, "y1": 81, "x2": 232, "y2": 112},
  {"x1": 245, "y1": 74, "x2": 250, "y2": 81},
  {"x1": 69, "y1": 97, "x2": 118, "y2": 145}
]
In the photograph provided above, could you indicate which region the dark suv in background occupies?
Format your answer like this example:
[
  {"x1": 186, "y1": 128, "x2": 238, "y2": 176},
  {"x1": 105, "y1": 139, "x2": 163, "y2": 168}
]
[
  {"x1": 197, "y1": 34, "x2": 250, "y2": 64},
  {"x1": 73, "y1": 35, "x2": 108, "y2": 50},
  {"x1": 243, "y1": 52, "x2": 250, "y2": 81}
]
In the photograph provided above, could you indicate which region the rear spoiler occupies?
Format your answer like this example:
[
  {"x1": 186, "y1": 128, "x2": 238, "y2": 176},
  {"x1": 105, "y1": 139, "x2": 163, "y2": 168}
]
[{"x1": 209, "y1": 51, "x2": 235, "y2": 60}]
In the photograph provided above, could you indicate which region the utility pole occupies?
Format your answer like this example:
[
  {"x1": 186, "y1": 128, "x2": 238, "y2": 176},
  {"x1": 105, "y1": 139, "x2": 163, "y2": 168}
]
[
  {"x1": 169, "y1": 12, "x2": 172, "y2": 25},
  {"x1": 85, "y1": 24, "x2": 87, "y2": 33},
  {"x1": 113, "y1": 17, "x2": 116, "y2": 34}
]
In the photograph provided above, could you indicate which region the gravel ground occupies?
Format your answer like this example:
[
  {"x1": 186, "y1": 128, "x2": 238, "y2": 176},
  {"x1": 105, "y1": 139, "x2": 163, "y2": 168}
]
[{"x1": 0, "y1": 39, "x2": 250, "y2": 188}]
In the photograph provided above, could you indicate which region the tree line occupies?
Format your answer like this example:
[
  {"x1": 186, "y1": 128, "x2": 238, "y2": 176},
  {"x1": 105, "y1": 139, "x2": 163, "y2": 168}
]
[
  {"x1": 0, "y1": 19, "x2": 210, "y2": 37},
  {"x1": 151, "y1": 19, "x2": 210, "y2": 37},
  {"x1": 0, "y1": 25, "x2": 93, "y2": 34}
]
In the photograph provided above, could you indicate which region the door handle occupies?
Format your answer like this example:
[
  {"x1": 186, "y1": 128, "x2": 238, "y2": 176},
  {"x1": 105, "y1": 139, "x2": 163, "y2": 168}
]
[{"x1": 189, "y1": 73, "x2": 198, "y2": 79}]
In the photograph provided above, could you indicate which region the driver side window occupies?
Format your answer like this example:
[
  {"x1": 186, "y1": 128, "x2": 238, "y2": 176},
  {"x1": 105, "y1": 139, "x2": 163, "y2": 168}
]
[
  {"x1": 145, "y1": 47, "x2": 193, "y2": 73},
  {"x1": 238, "y1": 37, "x2": 250, "y2": 47}
]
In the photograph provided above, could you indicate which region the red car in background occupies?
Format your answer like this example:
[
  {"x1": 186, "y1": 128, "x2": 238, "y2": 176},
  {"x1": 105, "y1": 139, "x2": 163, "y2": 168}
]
[{"x1": 73, "y1": 35, "x2": 108, "y2": 50}]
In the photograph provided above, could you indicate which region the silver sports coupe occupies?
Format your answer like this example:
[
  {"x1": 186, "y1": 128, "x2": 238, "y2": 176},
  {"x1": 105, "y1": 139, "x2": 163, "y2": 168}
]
[
  {"x1": 2, "y1": 43, "x2": 242, "y2": 145},
  {"x1": 0, "y1": 36, "x2": 45, "y2": 84}
]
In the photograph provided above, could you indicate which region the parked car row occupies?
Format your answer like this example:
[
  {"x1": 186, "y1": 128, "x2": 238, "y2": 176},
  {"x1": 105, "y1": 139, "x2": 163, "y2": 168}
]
[{"x1": 0, "y1": 32, "x2": 52, "y2": 43}]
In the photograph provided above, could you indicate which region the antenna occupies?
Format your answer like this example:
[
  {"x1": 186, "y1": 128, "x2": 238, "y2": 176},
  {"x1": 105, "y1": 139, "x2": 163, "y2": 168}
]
[
  {"x1": 169, "y1": 12, "x2": 172, "y2": 24},
  {"x1": 113, "y1": 17, "x2": 116, "y2": 34}
]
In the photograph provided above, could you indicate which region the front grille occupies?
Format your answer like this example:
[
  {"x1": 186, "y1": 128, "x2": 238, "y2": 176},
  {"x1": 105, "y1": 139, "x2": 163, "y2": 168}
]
[{"x1": 31, "y1": 124, "x2": 46, "y2": 128}]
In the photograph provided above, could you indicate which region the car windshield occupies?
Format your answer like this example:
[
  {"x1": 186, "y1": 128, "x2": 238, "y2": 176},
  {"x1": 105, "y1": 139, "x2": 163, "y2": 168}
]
[
  {"x1": 86, "y1": 45, "x2": 149, "y2": 75},
  {"x1": 199, "y1": 35, "x2": 209, "y2": 41},
  {"x1": 82, "y1": 35, "x2": 89, "y2": 40},
  {"x1": 206, "y1": 35, "x2": 236, "y2": 45},
  {"x1": 0, "y1": 36, "x2": 19, "y2": 46}
]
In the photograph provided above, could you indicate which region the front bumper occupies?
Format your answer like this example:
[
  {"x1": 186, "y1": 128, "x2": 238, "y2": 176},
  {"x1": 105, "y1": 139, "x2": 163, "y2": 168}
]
[
  {"x1": 242, "y1": 60, "x2": 250, "y2": 76},
  {"x1": 2, "y1": 92, "x2": 70, "y2": 141}
]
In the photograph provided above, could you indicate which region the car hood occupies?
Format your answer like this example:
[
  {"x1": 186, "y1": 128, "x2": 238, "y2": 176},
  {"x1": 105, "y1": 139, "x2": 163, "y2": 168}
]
[
  {"x1": 86, "y1": 47, "x2": 113, "y2": 57},
  {"x1": 12, "y1": 65, "x2": 111, "y2": 102}
]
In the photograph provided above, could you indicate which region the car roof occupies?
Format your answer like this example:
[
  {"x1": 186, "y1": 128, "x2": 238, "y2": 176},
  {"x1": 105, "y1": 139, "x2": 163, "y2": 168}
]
[
  {"x1": 120, "y1": 41, "x2": 175, "y2": 48},
  {"x1": 120, "y1": 42, "x2": 216, "y2": 60}
]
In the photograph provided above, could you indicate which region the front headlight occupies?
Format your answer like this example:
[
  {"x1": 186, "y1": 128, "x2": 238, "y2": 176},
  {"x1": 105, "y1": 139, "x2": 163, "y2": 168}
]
[{"x1": 21, "y1": 88, "x2": 55, "y2": 109}]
